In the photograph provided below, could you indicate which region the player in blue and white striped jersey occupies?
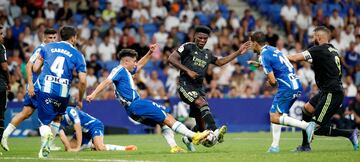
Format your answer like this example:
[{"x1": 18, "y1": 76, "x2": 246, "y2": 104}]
[
  {"x1": 32, "y1": 26, "x2": 87, "y2": 158},
  {"x1": 250, "y1": 31, "x2": 316, "y2": 153},
  {"x1": 87, "y1": 45, "x2": 210, "y2": 153},
  {"x1": 59, "y1": 100, "x2": 137, "y2": 152},
  {"x1": 1, "y1": 29, "x2": 59, "y2": 152}
]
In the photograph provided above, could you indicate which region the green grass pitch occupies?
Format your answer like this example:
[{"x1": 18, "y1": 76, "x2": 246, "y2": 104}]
[{"x1": 0, "y1": 132, "x2": 359, "y2": 162}]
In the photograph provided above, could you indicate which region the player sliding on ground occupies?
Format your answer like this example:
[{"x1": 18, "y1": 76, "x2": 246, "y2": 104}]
[
  {"x1": 58, "y1": 99, "x2": 137, "y2": 152},
  {"x1": 250, "y1": 31, "x2": 316, "y2": 153},
  {"x1": 86, "y1": 44, "x2": 210, "y2": 152}
]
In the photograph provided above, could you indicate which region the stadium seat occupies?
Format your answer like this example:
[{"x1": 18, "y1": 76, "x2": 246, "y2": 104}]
[
  {"x1": 143, "y1": 23, "x2": 158, "y2": 39},
  {"x1": 269, "y1": 4, "x2": 282, "y2": 26},
  {"x1": 196, "y1": 13, "x2": 210, "y2": 26}
]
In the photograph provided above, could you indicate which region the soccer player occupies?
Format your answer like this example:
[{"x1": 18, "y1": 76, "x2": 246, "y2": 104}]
[
  {"x1": 168, "y1": 25, "x2": 251, "y2": 150},
  {"x1": 288, "y1": 26, "x2": 359, "y2": 151},
  {"x1": 86, "y1": 45, "x2": 210, "y2": 152},
  {"x1": 1, "y1": 28, "x2": 59, "y2": 151},
  {"x1": 32, "y1": 26, "x2": 87, "y2": 158},
  {"x1": 0, "y1": 25, "x2": 10, "y2": 155},
  {"x1": 250, "y1": 31, "x2": 316, "y2": 153},
  {"x1": 59, "y1": 99, "x2": 137, "y2": 152}
]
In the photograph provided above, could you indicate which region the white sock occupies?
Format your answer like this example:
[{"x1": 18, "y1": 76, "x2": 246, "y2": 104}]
[
  {"x1": 39, "y1": 125, "x2": 52, "y2": 144},
  {"x1": 50, "y1": 122, "x2": 60, "y2": 137},
  {"x1": 161, "y1": 125, "x2": 177, "y2": 148},
  {"x1": 279, "y1": 115, "x2": 309, "y2": 129},
  {"x1": 105, "y1": 144, "x2": 126, "y2": 151},
  {"x1": 3, "y1": 124, "x2": 16, "y2": 138},
  {"x1": 271, "y1": 123, "x2": 282, "y2": 148},
  {"x1": 171, "y1": 121, "x2": 195, "y2": 138}
]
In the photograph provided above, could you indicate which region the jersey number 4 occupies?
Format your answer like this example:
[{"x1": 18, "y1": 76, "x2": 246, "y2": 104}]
[{"x1": 50, "y1": 56, "x2": 65, "y2": 77}]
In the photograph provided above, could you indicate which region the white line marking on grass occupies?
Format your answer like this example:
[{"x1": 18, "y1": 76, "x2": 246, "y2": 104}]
[
  {"x1": 233, "y1": 137, "x2": 344, "y2": 141},
  {"x1": 0, "y1": 157, "x2": 160, "y2": 162}
]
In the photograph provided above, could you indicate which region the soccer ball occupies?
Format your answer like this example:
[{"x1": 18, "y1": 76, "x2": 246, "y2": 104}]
[{"x1": 202, "y1": 131, "x2": 217, "y2": 147}]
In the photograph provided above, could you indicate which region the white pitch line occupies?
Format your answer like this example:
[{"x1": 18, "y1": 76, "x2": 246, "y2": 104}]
[
  {"x1": 0, "y1": 157, "x2": 160, "y2": 162},
  {"x1": 232, "y1": 137, "x2": 345, "y2": 141}
]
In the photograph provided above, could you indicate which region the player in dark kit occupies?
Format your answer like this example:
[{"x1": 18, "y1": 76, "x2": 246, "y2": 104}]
[
  {"x1": 169, "y1": 25, "x2": 251, "y2": 151},
  {"x1": 288, "y1": 26, "x2": 359, "y2": 151},
  {"x1": 0, "y1": 26, "x2": 10, "y2": 155}
]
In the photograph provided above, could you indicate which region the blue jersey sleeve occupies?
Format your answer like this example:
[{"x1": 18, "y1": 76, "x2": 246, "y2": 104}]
[
  {"x1": 260, "y1": 52, "x2": 273, "y2": 74},
  {"x1": 68, "y1": 108, "x2": 81, "y2": 124},
  {"x1": 107, "y1": 66, "x2": 124, "y2": 81},
  {"x1": 29, "y1": 46, "x2": 43, "y2": 64},
  {"x1": 75, "y1": 52, "x2": 87, "y2": 73}
]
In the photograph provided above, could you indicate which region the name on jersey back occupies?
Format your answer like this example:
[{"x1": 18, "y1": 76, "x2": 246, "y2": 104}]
[{"x1": 51, "y1": 48, "x2": 73, "y2": 57}]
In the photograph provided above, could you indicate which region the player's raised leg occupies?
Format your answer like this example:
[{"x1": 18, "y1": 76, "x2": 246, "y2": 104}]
[{"x1": 91, "y1": 136, "x2": 137, "y2": 151}]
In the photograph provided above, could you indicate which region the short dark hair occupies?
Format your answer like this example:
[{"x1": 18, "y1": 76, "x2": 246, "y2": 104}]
[
  {"x1": 314, "y1": 26, "x2": 331, "y2": 35},
  {"x1": 44, "y1": 28, "x2": 57, "y2": 35},
  {"x1": 251, "y1": 31, "x2": 267, "y2": 45},
  {"x1": 59, "y1": 26, "x2": 77, "y2": 41},
  {"x1": 117, "y1": 49, "x2": 138, "y2": 60},
  {"x1": 195, "y1": 25, "x2": 211, "y2": 35}
]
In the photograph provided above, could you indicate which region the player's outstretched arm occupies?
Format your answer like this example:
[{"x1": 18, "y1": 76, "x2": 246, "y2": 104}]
[
  {"x1": 215, "y1": 41, "x2": 252, "y2": 66},
  {"x1": 26, "y1": 61, "x2": 35, "y2": 96},
  {"x1": 287, "y1": 53, "x2": 306, "y2": 62},
  {"x1": 86, "y1": 78, "x2": 113, "y2": 102},
  {"x1": 169, "y1": 51, "x2": 199, "y2": 79},
  {"x1": 136, "y1": 44, "x2": 157, "y2": 72}
]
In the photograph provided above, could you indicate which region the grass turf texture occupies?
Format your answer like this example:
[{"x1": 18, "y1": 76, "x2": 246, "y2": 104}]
[{"x1": 0, "y1": 132, "x2": 359, "y2": 162}]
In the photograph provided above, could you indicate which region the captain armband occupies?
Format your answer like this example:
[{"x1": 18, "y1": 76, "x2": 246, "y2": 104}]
[{"x1": 301, "y1": 50, "x2": 313, "y2": 63}]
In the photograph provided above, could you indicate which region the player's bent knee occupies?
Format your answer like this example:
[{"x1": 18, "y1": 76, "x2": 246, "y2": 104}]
[
  {"x1": 269, "y1": 113, "x2": 280, "y2": 124},
  {"x1": 304, "y1": 103, "x2": 315, "y2": 114},
  {"x1": 22, "y1": 106, "x2": 35, "y2": 118},
  {"x1": 194, "y1": 97, "x2": 207, "y2": 108}
]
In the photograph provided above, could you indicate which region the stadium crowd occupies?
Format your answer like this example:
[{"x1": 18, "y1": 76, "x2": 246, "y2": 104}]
[{"x1": 0, "y1": 0, "x2": 359, "y2": 127}]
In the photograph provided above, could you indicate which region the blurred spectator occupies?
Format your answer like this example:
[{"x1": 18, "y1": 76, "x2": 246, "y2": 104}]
[
  {"x1": 215, "y1": 10, "x2": 227, "y2": 30},
  {"x1": 344, "y1": 75, "x2": 357, "y2": 97},
  {"x1": 83, "y1": 38, "x2": 97, "y2": 60},
  {"x1": 179, "y1": 15, "x2": 191, "y2": 33},
  {"x1": 314, "y1": 7, "x2": 325, "y2": 25},
  {"x1": 265, "y1": 25, "x2": 279, "y2": 47},
  {"x1": 147, "y1": 70, "x2": 166, "y2": 99},
  {"x1": 280, "y1": 0, "x2": 298, "y2": 35},
  {"x1": 240, "y1": 85, "x2": 255, "y2": 98},
  {"x1": 130, "y1": 35, "x2": 150, "y2": 60},
  {"x1": 330, "y1": 28, "x2": 347, "y2": 55},
  {"x1": 329, "y1": 9, "x2": 344, "y2": 29},
  {"x1": 241, "y1": 9, "x2": 255, "y2": 32},
  {"x1": 179, "y1": 3, "x2": 194, "y2": 24},
  {"x1": 350, "y1": 91, "x2": 360, "y2": 128},
  {"x1": 202, "y1": 0, "x2": 219, "y2": 14},
  {"x1": 19, "y1": 6, "x2": 32, "y2": 27},
  {"x1": 296, "y1": 6, "x2": 312, "y2": 44},
  {"x1": 86, "y1": 67, "x2": 98, "y2": 87},
  {"x1": 276, "y1": 39, "x2": 288, "y2": 56},
  {"x1": 11, "y1": 17, "x2": 25, "y2": 42},
  {"x1": 297, "y1": 62, "x2": 315, "y2": 88},
  {"x1": 44, "y1": 1, "x2": 56, "y2": 19},
  {"x1": 87, "y1": 0, "x2": 102, "y2": 23},
  {"x1": 207, "y1": 80, "x2": 223, "y2": 98},
  {"x1": 242, "y1": 71, "x2": 260, "y2": 96},
  {"x1": 344, "y1": 42, "x2": 360, "y2": 74},
  {"x1": 98, "y1": 34, "x2": 116, "y2": 62},
  {"x1": 355, "y1": 65, "x2": 360, "y2": 86},
  {"x1": 78, "y1": 18, "x2": 91, "y2": 41},
  {"x1": 132, "y1": 3, "x2": 150, "y2": 24},
  {"x1": 86, "y1": 53, "x2": 102, "y2": 77},
  {"x1": 228, "y1": 10, "x2": 240, "y2": 30},
  {"x1": 165, "y1": 10, "x2": 180, "y2": 32},
  {"x1": 355, "y1": 35, "x2": 360, "y2": 54},
  {"x1": 102, "y1": 2, "x2": 116, "y2": 22},
  {"x1": 341, "y1": 25, "x2": 355, "y2": 46},
  {"x1": 151, "y1": 0, "x2": 168, "y2": 22},
  {"x1": 9, "y1": 0, "x2": 21, "y2": 19},
  {"x1": 33, "y1": 10, "x2": 46, "y2": 28},
  {"x1": 153, "y1": 24, "x2": 168, "y2": 50},
  {"x1": 55, "y1": 0, "x2": 73, "y2": 22}
]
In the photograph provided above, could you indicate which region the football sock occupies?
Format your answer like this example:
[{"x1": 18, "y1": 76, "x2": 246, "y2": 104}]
[
  {"x1": 161, "y1": 125, "x2": 177, "y2": 148},
  {"x1": 171, "y1": 121, "x2": 195, "y2": 138},
  {"x1": 301, "y1": 113, "x2": 312, "y2": 146},
  {"x1": 200, "y1": 106, "x2": 217, "y2": 131},
  {"x1": 279, "y1": 115, "x2": 309, "y2": 129},
  {"x1": 50, "y1": 121, "x2": 60, "y2": 136},
  {"x1": 39, "y1": 125, "x2": 52, "y2": 144},
  {"x1": 315, "y1": 126, "x2": 353, "y2": 138},
  {"x1": 105, "y1": 144, "x2": 126, "y2": 151},
  {"x1": 271, "y1": 123, "x2": 282, "y2": 148},
  {"x1": 2, "y1": 123, "x2": 16, "y2": 138}
]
